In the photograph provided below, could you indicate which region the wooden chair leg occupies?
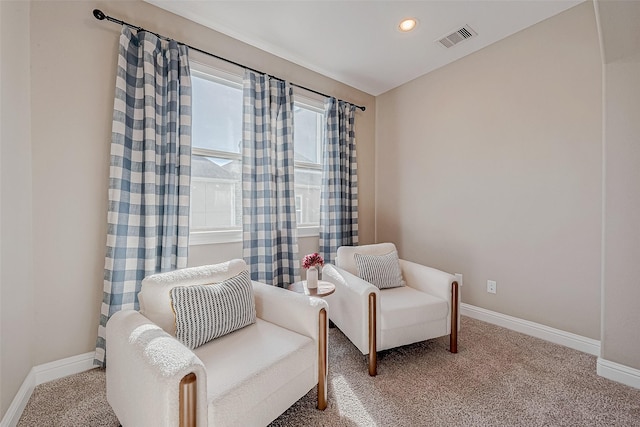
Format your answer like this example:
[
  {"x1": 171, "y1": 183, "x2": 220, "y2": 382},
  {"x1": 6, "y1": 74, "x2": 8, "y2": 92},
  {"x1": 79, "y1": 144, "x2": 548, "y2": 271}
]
[
  {"x1": 450, "y1": 281, "x2": 459, "y2": 354},
  {"x1": 317, "y1": 308, "x2": 328, "y2": 410},
  {"x1": 179, "y1": 373, "x2": 197, "y2": 427},
  {"x1": 368, "y1": 292, "x2": 377, "y2": 376}
]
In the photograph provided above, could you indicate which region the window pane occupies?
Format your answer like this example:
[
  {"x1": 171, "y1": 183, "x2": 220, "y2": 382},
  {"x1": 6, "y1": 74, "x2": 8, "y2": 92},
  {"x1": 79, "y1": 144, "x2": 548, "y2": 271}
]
[
  {"x1": 294, "y1": 166, "x2": 322, "y2": 226},
  {"x1": 190, "y1": 156, "x2": 242, "y2": 230},
  {"x1": 294, "y1": 105, "x2": 323, "y2": 164},
  {"x1": 192, "y1": 75, "x2": 243, "y2": 153}
]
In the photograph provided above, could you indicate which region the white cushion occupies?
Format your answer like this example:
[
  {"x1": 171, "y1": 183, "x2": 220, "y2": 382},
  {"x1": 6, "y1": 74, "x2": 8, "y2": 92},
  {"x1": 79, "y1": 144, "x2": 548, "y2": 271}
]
[
  {"x1": 193, "y1": 318, "x2": 315, "y2": 426},
  {"x1": 336, "y1": 242, "x2": 397, "y2": 276},
  {"x1": 380, "y1": 286, "x2": 448, "y2": 331},
  {"x1": 139, "y1": 259, "x2": 248, "y2": 336},
  {"x1": 170, "y1": 270, "x2": 256, "y2": 349}
]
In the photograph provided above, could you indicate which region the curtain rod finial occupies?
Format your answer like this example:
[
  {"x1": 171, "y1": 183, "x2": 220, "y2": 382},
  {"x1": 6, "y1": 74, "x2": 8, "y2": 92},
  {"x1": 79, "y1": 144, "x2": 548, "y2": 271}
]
[{"x1": 93, "y1": 9, "x2": 106, "y2": 20}]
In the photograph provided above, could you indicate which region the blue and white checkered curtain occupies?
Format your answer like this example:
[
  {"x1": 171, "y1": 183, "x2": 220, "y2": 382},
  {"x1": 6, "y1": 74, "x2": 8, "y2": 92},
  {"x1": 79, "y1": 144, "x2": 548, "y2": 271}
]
[
  {"x1": 95, "y1": 26, "x2": 192, "y2": 366},
  {"x1": 242, "y1": 70, "x2": 300, "y2": 287},
  {"x1": 319, "y1": 98, "x2": 358, "y2": 265}
]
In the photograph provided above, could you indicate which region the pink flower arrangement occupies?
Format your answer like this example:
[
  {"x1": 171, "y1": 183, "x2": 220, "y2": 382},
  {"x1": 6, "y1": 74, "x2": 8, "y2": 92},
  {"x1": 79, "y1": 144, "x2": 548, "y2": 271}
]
[{"x1": 302, "y1": 252, "x2": 324, "y2": 269}]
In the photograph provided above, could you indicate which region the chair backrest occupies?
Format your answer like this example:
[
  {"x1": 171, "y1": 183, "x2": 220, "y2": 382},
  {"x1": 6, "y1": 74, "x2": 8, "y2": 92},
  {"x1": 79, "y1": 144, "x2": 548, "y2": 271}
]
[
  {"x1": 138, "y1": 259, "x2": 248, "y2": 336},
  {"x1": 335, "y1": 243, "x2": 398, "y2": 276}
]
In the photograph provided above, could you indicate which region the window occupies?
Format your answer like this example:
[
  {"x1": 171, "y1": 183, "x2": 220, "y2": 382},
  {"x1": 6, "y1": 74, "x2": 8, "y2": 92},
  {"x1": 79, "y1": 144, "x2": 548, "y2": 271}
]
[
  {"x1": 293, "y1": 99, "x2": 324, "y2": 229},
  {"x1": 189, "y1": 64, "x2": 243, "y2": 244},
  {"x1": 189, "y1": 62, "x2": 325, "y2": 244}
]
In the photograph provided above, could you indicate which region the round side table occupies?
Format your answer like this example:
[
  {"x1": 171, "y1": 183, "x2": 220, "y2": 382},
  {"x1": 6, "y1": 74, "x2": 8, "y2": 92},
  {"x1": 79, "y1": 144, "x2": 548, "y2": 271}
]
[{"x1": 287, "y1": 280, "x2": 335, "y2": 297}]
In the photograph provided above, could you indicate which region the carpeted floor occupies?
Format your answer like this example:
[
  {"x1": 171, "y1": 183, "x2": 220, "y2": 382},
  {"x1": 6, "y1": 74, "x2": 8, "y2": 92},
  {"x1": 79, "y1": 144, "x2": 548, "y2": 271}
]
[{"x1": 18, "y1": 316, "x2": 640, "y2": 426}]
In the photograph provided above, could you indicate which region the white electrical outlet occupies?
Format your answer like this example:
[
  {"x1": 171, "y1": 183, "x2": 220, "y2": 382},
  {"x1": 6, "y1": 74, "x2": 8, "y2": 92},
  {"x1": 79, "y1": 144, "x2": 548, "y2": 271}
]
[
  {"x1": 487, "y1": 280, "x2": 497, "y2": 294},
  {"x1": 455, "y1": 273, "x2": 463, "y2": 287}
]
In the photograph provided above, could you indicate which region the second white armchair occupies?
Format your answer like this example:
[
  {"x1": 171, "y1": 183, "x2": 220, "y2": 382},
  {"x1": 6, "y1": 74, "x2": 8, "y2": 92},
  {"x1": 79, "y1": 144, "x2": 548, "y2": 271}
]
[{"x1": 323, "y1": 243, "x2": 460, "y2": 376}]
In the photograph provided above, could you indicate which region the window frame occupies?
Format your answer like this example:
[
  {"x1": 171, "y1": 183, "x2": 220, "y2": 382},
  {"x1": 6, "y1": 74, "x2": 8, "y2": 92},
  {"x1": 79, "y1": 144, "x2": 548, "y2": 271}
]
[
  {"x1": 293, "y1": 96, "x2": 325, "y2": 235},
  {"x1": 189, "y1": 62, "x2": 244, "y2": 244},
  {"x1": 188, "y1": 60, "x2": 326, "y2": 246}
]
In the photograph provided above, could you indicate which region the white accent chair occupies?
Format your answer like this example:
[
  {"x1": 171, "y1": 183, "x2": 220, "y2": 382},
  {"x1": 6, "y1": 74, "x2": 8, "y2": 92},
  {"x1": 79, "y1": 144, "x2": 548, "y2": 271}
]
[
  {"x1": 323, "y1": 243, "x2": 460, "y2": 376},
  {"x1": 106, "y1": 259, "x2": 328, "y2": 427}
]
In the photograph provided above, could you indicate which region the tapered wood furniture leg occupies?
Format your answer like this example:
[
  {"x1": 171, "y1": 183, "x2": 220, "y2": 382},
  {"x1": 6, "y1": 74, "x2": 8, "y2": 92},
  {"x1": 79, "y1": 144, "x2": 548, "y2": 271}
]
[
  {"x1": 450, "y1": 281, "x2": 459, "y2": 354},
  {"x1": 368, "y1": 292, "x2": 377, "y2": 376},
  {"x1": 179, "y1": 373, "x2": 197, "y2": 427},
  {"x1": 318, "y1": 308, "x2": 328, "y2": 410}
]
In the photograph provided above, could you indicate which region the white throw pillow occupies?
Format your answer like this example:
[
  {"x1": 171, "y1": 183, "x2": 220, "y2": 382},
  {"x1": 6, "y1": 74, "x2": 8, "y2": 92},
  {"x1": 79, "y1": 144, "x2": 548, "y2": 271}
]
[
  {"x1": 170, "y1": 270, "x2": 256, "y2": 349},
  {"x1": 354, "y1": 250, "x2": 406, "y2": 289},
  {"x1": 138, "y1": 259, "x2": 248, "y2": 335}
]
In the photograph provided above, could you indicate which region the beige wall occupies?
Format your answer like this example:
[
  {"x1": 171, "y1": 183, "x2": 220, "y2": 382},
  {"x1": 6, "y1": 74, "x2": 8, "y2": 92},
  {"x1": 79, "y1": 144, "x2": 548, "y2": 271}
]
[
  {"x1": 27, "y1": 0, "x2": 375, "y2": 368},
  {"x1": 597, "y1": 0, "x2": 640, "y2": 370},
  {"x1": 376, "y1": 2, "x2": 602, "y2": 339},
  {"x1": 1, "y1": 0, "x2": 35, "y2": 417}
]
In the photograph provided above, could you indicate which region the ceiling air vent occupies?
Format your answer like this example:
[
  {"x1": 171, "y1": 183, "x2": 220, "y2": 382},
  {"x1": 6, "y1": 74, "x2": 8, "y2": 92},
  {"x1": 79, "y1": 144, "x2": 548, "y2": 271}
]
[{"x1": 437, "y1": 25, "x2": 477, "y2": 48}]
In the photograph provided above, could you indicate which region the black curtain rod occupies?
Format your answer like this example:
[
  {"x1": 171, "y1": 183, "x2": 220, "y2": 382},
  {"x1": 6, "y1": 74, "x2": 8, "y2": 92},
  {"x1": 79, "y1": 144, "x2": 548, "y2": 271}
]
[{"x1": 92, "y1": 9, "x2": 366, "y2": 112}]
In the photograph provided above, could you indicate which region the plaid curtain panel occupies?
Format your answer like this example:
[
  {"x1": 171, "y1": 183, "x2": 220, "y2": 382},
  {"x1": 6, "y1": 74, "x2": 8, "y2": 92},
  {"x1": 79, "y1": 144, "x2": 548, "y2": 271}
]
[
  {"x1": 95, "y1": 26, "x2": 192, "y2": 367},
  {"x1": 242, "y1": 70, "x2": 300, "y2": 287},
  {"x1": 320, "y1": 98, "x2": 359, "y2": 265}
]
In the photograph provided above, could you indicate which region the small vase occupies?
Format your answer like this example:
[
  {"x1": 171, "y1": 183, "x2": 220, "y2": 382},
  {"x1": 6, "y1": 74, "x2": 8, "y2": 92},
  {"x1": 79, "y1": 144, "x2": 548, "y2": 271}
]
[{"x1": 307, "y1": 267, "x2": 318, "y2": 289}]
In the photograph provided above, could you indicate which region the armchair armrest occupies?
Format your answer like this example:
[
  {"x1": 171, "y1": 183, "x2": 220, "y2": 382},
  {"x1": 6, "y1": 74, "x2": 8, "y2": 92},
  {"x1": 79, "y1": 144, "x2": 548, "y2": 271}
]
[
  {"x1": 322, "y1": 264, "x2": 380, "y2": 355},
  {"x1": 400, "y1": 259, "x2": 457, "y2": 302},
  {"x1": 323, "y1": 264, "x2": 379, "y2": 297},
  {"x1": 252, "y1": 281, "x2": 328, "y2": 341},
  {"x1": 251, "y1": 281, "x2": 329, "y2": 410},
  {"x1": 106, "y1": 310, "x2": 208, "y2": 427},
  {"x1": 400, "y1": 259, "x2": 461, "y2": 345}
]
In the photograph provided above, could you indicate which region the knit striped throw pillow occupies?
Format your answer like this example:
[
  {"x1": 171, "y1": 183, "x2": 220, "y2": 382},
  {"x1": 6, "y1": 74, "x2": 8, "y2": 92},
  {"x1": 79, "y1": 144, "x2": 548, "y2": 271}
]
[
  {"x1": 170, "y1": 270, "x2": 256, "y2": 349},
  {"x1": 354, "y1": 250, "x2": 406, "y2": 289}
]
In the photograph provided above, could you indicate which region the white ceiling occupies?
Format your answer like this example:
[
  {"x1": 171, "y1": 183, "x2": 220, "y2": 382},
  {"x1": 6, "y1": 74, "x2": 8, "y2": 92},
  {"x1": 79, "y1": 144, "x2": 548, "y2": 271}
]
[{"x1": 146, "y1": 0, "x2": 583, "y2": 96}]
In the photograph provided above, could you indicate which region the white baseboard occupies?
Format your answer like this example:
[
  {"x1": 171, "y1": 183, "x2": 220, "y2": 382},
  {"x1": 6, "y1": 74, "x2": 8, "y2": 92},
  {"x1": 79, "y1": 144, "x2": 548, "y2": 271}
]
[
  {"x1": 0, "y1": 370, "x2": 35, "y2": 427},
  {"x1": 33, "y1": 351, "x2": 95, "y2": 385},
  {"x1": 461, "y1": 303, "x2": 601, "y2": 356},
  {"x1": 1, "y1": 351, "x2": 95, "y2": 427},
  {"x1": 597, "y1": 358, "x2": 640, "y2": 389}
]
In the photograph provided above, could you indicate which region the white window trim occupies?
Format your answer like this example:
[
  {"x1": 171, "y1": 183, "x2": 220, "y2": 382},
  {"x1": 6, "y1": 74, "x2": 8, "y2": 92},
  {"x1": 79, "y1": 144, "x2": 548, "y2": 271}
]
[
  {"x1": 293, "y1": 99, "x2": 324, "y2": 228},
  {"x1": 189, "y1": 226, "x2": 319, "y2": 246},
  {"x1": 189, "y1": 62, "x2": 326, "y2": 246},
  {"x1": 294, "y1": 88, "x2": 326, "y2": 110},
  {"x1": 190, "y1": 63, "x2": 243, "y2": 244},
  {"x1": 298, "y1": 225, "x2": 320, "y2": 238},
  {"x1": 192, "y1": 147, "x2": 242, "y2": 161},
  {"x1": 190, "y1": 58, "x2": 243, "y2": 86},
  {"x1": 190, "y1": 229, "x2": 242, "y2": 245},
  {"x1": 293, "y1": 95, "x2": 325, "y2": 169}
]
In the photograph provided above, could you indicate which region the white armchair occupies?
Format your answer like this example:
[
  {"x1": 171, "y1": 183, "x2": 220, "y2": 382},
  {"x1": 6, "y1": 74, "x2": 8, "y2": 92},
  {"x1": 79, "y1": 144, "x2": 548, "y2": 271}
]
[
  {"x1": 106, "y1": 259, "x2": 328, "y2": 426},
  {"x1": 323, "y1": 243, "x2": 459, "y2": 376}
]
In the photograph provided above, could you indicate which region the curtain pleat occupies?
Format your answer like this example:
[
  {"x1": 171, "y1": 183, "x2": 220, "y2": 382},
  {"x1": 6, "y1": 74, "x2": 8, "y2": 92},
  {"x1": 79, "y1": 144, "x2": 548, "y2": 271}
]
[
  {"x1": 242, "y1": 70, "x2": 300, "y2": 287},
  {"x1": 319, "y1": 98, "x2": 358, "y2": 265},
  {"x1": 95, "y1": 26, "x2": 192, "y2": 366}
]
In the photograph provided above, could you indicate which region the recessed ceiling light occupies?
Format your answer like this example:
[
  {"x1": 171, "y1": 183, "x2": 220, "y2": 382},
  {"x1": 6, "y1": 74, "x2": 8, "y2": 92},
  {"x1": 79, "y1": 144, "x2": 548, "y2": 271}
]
[{"x1": 398, "y1": 18, "x2": 418, "y2": 32}]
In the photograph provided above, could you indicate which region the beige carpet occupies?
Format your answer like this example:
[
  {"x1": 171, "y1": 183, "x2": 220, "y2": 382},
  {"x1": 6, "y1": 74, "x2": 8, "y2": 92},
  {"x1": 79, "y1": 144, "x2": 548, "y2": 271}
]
[{"x1": 18, "y1": 317, "x2": 640, "y2": 426}]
